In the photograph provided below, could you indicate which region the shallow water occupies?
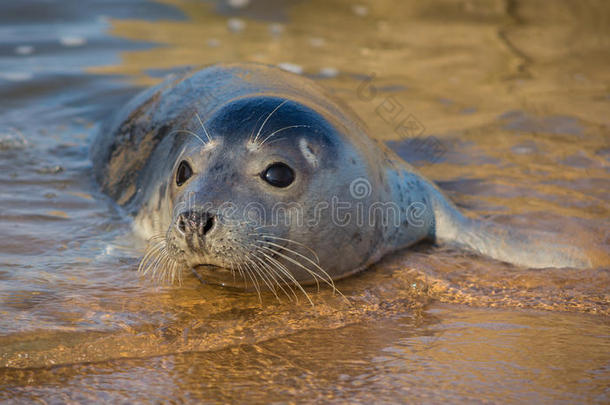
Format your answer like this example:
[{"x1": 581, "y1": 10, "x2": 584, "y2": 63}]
[{"x1": 1, "y1": 0, "x2": 609, "y2": 402}]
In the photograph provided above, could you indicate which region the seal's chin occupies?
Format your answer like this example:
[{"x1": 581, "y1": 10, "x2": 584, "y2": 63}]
[{"x1": 192, "y1": 263, "x2": 248, "y2": 288}]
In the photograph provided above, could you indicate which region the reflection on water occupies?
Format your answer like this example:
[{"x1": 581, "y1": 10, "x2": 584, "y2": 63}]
[
  {"x1": 2, "y1": 305, "x2": 609, "y2": 403},
  {"x1": 0, "y1": 0, "x2": 609, "y2": 402}
]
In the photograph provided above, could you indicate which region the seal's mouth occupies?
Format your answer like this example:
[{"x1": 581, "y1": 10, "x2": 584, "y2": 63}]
[
  {"x1": 193, "y1": 263, "x2": 231, "y2": 276},
  {"x1": 189, "y1": 242, "x2": 288, "y2": 288},
  {"x1": 193, "y1": 263, "x2": 228, "y2": 273}
]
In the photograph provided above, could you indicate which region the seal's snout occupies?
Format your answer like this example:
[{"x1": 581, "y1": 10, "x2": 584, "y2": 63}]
[{"x1": 176, "y1": 209, "x2": 215, "y2": 238}]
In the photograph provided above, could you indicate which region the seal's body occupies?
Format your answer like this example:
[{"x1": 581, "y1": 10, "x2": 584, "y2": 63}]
[{"x1": 92, "y1": 63, "x2": 592, "y2": 291}]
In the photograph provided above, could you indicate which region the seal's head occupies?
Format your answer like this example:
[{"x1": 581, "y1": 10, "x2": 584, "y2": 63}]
[{"x1": 140, "y1": 96, "x2": 386, "y2": 295}]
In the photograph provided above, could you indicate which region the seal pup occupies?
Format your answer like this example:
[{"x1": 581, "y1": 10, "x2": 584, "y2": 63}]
[{"x1": 91, "y1": 63, "x2": 593, "y2": 298}]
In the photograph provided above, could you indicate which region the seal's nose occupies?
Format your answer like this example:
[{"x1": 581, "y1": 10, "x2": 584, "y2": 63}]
[{"x1": 176, "y1": 210, "x2": 215, "y2": 238}]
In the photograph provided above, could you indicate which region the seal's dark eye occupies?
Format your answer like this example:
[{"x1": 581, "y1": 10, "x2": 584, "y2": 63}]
[
  {"x1": 262, "y1": 162, "x2": 295, "y2": 188},
  {"x1": 176, "y1": 160, "x2": 192, "y2": 186}
]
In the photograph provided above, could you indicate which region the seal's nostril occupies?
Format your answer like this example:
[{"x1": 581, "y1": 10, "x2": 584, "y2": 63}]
[
  {"x1": 202, "y1": 215, "x2": 215, "y2": 235},
  {"x1": 176, "y1": 210, "x2": 215, "y2": 237}
]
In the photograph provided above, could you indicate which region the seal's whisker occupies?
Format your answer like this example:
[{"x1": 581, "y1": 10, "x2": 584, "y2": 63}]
[
  {"x1": 235, "y1": 261, "x2": 247, "y2": 289},
  {"x1": 194, "y1": 112, "x2": 213, "y2": 143},
  {"x1": 264, "y1": 138, "x2": 304, "y2": 147},
  {"x1": 177, "y1": 261, "x2": 184, "y2": 285},
  {"x1": 243, "y1": 253, "x2": 274, "y2": 290},
  {"x1": 139, "y1": 245, "x2": 161, "y2": 272},
  {"x1": 263, "y1": 243, "x2": 324, "y2": 284},
  {"x1": 253, "y1": 99, "x2": 288, "y2": 144},
  {"x1": 248, "y1": 255, "x2": 282, "y2": 302},
  {"x1": 140, "y1": 248, "x2": 162, "y2": 274},
  {"x1": 248, "y1": 252, "x2": 294, "y2": 303},
  {"x1": 244, "y1": 261, "x2": 263, "y2": 303},
  {"x1": 144, "y1": 234, "x2": 166, "y2": 246},
  {"x1": 256, "y1": 243, "x2": 338, "y2": 299},
  {"x1": 167, "y1": 129, "x2": 207, "y2": 146},
  {"x1": 141, "y1": 242, "x2": 162, "y2": 265},
  {"x1": 258, "y1": 257, "x2": 299, "y2": 303},
  {"x1": 166, "y1": 256, "x2": 182, "y2": 284},
  {"x1": 260, "y1": 243, "x2": 320, "y2": 292},
  {"x1": 248, "y1": 108, "x2": 267, "y2": 143},
  {"x1": 148, "y1": 233, "x2": 166, "y2": 242},
  {"x1": 139, "y1": 242, "x2": 166, "y2": 275},
  {"x1": 162, "y1": 253, "x2": 176, "y2": 284},
  {"x1": 255, "y1": 250, "x2": 301, "y2": 294},
  {"x1": 225, "y1": 256, "x2": 240, "y2": 287},
  {"x1": 252, "y1": 233, "x2": 321, "y2": 263},
  {"x1": 148, "y1": 250, "x2": 167, "y2": 280},
  {"x1": 262, "y1": 253, "x2": 315, "y2": 307},
  {"x1": 256, "y1": 248, "x2": 314, "y2": 306},
  {"x1": 162, "y1": 255, "x2": 179, "y2": 284},
  {"x1": 259, "y1": 124, "x2": 311, "y2": 146},
  {"x1": 148, "y1": 248, "x2": 167, "y2": 275},
  {"x1": 257, "y1": 240, "x2": 336, "y2": 293},
  {"x1": 170, "y1": 261, "x2": 178, "y2": 284},
  {"x1": 233, "y1": 238, "x2": 288, "y2": 302},
  {"x1": 157, "y1": 254, "x2": 172, "y2": 283},
  {"x1": 146, "y1": 237, "x2": 165, "y2": 246},
  {"x1": 164, "y1": 260, "x2": 172, "y2": 283},
  {"x1": 144, "y1": 241, "x2": 166, "y2": 255},
  {"x1": 254, "y1": 252, "x2": 299, "y2": 302},
  {"x1": 222, "y1": 230, "x2": 323, "y2": 304},
  {"x1": 139, "y1": 234, "x2": 182, "y2": 285},
  {"x1": 239, "y1": 260, "x2": 261, "y2": 301},
  {"x1": 250, "y1": 254, "x2": 273, "y2": 291}
]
